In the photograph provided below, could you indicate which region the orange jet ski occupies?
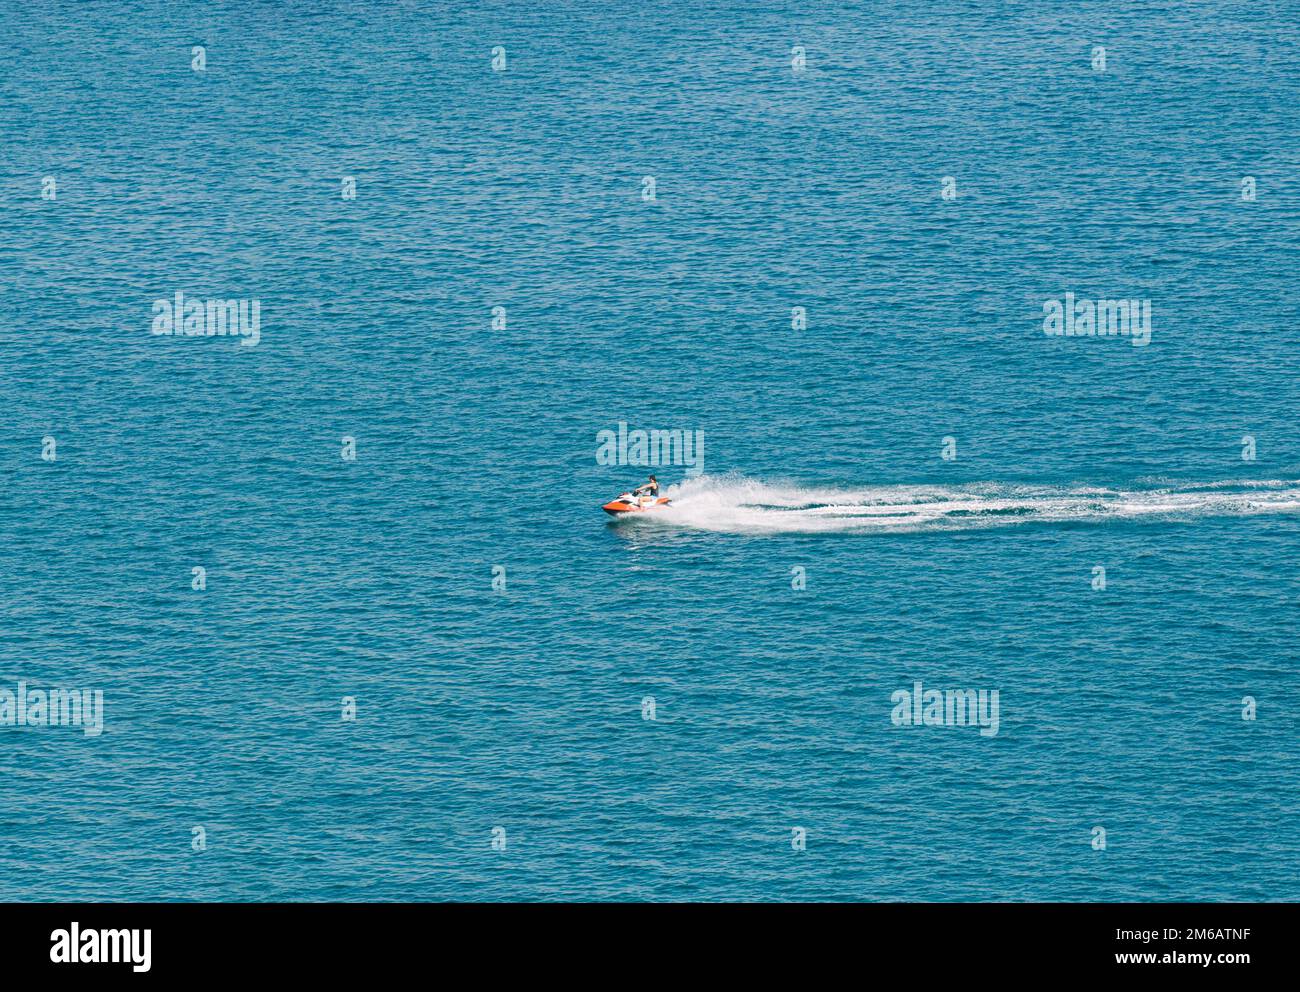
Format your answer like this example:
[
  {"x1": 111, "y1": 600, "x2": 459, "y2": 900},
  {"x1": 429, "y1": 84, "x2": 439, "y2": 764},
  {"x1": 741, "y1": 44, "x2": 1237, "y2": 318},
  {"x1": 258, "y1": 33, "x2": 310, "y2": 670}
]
[{"x1": 602, "y1": 492, "x2": 672, "y2": 516}]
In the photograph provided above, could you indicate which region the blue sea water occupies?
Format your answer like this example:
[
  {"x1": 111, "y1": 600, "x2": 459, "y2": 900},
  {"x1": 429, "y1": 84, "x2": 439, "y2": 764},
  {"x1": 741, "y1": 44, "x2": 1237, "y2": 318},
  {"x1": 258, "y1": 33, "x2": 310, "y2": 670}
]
[{"x1": 2, "y1": 1, "x2": 1300, "y2": 901}]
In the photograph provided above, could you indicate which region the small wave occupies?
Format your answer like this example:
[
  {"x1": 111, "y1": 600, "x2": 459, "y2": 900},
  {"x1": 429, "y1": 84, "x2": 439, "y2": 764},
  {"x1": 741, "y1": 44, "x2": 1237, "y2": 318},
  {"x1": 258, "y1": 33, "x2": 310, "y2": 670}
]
[{"x1": 620, "y1": 474, "x2": 1300, "y2": 535}]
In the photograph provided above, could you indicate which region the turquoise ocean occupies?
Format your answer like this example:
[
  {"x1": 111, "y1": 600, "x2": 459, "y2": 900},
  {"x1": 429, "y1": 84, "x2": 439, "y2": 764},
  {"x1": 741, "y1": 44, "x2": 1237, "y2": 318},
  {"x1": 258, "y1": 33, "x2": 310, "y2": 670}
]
[{"x1": 2, "y1": 1, "x2": 1299, "y2": 900}]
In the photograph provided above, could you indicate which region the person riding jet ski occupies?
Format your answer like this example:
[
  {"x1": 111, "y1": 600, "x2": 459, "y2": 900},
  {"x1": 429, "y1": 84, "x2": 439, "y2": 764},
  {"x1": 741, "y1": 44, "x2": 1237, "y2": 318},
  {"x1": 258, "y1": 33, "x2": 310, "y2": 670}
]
[
  {"x1": 631, "y1": 475, "x2": 659, "y2": 500},
  {"x1": 601, "y1": 475, "x2": 669, "y2": 515}
]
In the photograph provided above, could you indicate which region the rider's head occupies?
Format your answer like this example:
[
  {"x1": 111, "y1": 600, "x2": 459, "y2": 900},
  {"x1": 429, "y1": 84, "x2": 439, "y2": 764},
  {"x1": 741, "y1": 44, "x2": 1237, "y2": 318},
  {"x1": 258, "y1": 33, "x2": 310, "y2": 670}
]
[{"x1": 649, "y1": 475, "x2": 656, "y2": 482}]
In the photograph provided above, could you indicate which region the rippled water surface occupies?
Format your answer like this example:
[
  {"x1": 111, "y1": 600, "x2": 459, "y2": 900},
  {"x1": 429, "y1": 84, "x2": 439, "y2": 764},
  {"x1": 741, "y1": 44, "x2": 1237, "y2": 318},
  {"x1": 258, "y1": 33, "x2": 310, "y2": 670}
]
[{"x1": 2, "y1": 1, "x2": 1299, "y2": 901}]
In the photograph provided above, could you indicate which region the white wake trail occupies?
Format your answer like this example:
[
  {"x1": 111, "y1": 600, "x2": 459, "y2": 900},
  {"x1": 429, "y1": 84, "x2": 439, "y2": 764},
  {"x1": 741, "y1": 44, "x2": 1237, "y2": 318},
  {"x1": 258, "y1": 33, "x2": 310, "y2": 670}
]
[{"x1": 625, "y1": 474, "x2": 1300, "y2": 535}]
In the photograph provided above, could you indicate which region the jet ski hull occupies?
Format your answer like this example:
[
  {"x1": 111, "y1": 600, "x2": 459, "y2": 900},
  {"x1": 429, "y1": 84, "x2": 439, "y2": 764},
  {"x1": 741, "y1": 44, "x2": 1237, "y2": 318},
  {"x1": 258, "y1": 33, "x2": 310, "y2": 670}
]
[{"x1": 603, "y1": 495, "x2": 671, "y2": 516}]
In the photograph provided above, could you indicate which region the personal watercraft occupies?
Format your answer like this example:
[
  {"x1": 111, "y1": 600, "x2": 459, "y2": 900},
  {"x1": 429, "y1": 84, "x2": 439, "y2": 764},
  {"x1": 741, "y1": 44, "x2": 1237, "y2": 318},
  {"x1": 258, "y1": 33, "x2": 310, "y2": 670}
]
[{"x1": 602, "y1": 492, "x2": 671, "y2": 516}]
